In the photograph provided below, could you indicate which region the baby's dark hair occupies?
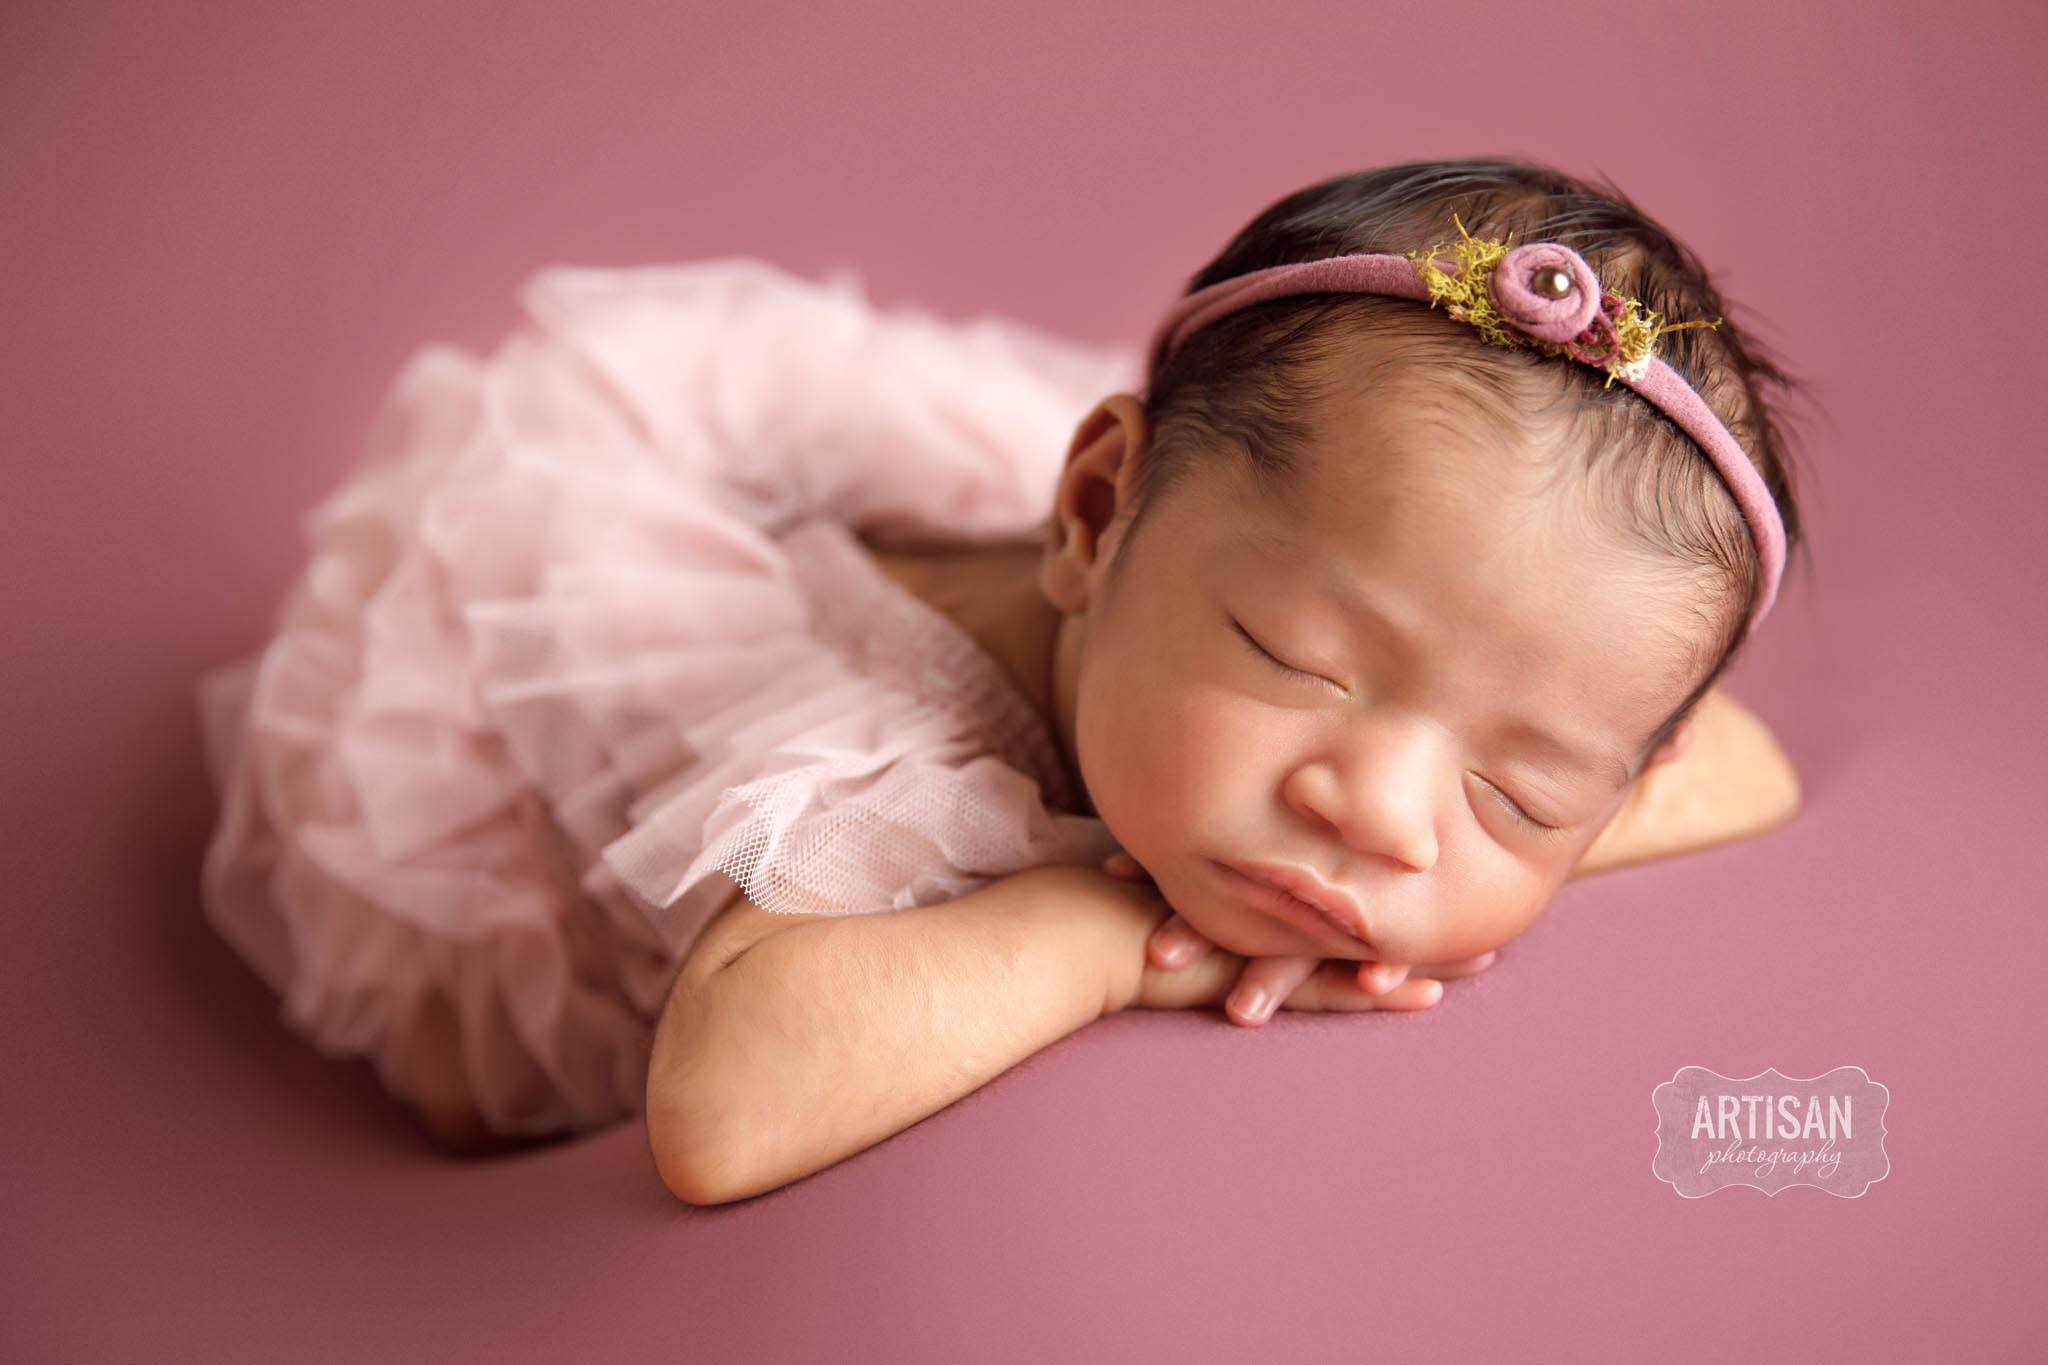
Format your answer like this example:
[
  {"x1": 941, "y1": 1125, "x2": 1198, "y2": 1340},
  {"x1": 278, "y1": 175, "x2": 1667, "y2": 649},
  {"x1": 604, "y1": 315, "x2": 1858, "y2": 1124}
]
[{"x1": 1125, "y1": 156, "x2": 1812, "y2": 765}]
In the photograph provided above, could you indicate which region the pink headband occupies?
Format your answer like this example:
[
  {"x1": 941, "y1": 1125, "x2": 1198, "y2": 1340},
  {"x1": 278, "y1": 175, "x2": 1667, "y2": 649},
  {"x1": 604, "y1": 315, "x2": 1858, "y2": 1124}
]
[{"x1": 1144, "y1": 220, "x2": 1786, "y2": 631}]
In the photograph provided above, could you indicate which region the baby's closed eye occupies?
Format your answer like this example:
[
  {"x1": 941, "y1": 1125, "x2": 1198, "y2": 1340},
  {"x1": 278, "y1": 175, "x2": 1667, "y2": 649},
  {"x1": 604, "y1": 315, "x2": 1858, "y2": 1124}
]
[{"x1": 1232, "y1": 615, "x2": 1570, "y2": 837}]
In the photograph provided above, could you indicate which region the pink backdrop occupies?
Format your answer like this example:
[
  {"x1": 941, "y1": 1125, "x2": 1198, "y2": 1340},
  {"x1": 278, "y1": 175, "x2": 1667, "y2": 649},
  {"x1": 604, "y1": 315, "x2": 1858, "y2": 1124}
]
[{"x1": 5, "y1": 1, "x2": 2043, "y2": 1360}]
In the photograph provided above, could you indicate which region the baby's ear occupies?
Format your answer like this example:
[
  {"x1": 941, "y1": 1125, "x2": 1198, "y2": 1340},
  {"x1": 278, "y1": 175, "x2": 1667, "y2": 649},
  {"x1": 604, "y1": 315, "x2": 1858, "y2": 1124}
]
[{"x1": 1641, "y1": 715, "x2": 1696, "y2": 773}]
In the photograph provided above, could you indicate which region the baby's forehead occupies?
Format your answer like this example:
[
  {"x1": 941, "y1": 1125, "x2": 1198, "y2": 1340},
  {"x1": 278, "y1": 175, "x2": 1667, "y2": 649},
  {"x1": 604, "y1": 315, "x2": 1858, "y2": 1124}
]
[
  {"x1": 1324, "y1": 375, "x2": 1569, "y2": 485},
  {"x1": 1231, "y1": 398, "x2": 1573, "y2": 541}
]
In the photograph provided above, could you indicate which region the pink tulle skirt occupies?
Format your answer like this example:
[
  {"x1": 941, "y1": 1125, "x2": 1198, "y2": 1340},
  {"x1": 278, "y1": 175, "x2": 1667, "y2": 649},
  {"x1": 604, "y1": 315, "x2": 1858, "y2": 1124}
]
[{"x1": 197, "y1": 259, "x2": 1135, "y2": 1138}]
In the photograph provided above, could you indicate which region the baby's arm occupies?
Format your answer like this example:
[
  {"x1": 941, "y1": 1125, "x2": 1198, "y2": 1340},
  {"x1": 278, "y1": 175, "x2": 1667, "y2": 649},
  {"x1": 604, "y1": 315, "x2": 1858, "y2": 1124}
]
[
  {"x1": 645, "y1": 865, "x2": 1167, "y2": 1206},
  {"x1": 1572, "y1": 687, "x2": 1802, "y2": 878}
]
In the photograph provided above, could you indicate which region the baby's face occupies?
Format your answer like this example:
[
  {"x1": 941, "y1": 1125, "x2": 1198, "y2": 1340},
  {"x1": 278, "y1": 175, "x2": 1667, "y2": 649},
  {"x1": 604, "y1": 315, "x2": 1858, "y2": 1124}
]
[{"x1": 1051, "y1": 388, "x2": 1710, "y2": 967}]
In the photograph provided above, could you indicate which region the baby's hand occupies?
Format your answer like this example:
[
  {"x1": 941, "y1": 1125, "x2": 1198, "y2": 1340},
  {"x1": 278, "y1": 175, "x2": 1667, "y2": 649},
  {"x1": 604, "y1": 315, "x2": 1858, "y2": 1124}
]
[{"x1": 1100, "y1": 851, "x2": 1497, "y2": 1025}]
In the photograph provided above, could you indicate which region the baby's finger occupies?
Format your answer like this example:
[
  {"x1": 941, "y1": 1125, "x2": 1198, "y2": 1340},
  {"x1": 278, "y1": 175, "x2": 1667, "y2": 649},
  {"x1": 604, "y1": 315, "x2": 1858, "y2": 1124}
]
[
  {"x1": 1357, "y1": 960, "x2": 1410, "y2": 995},
  {"x1": 1292, "y1": 966, "x2": 1444, "y2": 1014},
  {"x1": 1104, "y1": 852, "x2": 1161, "y2": 886},
  {"x1": 1225, "y1": 954, "x2": 1323, "y2": 1027},
  {"x1": 1420, "y1": 950, "x2": 1498, "y2": 980},
  {"x1": 1147, "y1": 914, "x2": 1214, "y2": 970}
]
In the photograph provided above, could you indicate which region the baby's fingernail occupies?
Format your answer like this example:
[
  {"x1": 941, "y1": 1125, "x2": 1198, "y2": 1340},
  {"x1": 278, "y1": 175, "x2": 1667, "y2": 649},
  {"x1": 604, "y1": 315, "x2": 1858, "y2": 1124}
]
[{"x1": 1232, "y1": 988, "x2": 1271, "y2": 1023}]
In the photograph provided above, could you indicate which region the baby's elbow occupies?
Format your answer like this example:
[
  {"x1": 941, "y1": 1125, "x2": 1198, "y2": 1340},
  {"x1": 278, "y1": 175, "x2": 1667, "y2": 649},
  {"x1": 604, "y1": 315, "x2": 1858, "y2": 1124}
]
[
  {"x1": 645, "y1": 982, "x2": 775, "y2": 1206},
  {"x1": 1747, "y1": 725, "x2": 1804, "y2": 834},
  {"x1": 650, "y1": 1119, "x2": 751, "y2": 1207},
  {"x1": 646, "y1": 1034, "x2": 747, "y2": 1206},
  {"x1": 1757, "y1": 757, "x2": 1802, "y2": 838},
  {"x1": 1707, "y1": 689, "x2": 1804, "y2": 836},
  {"x1": 651, "y1": 1099, "x2": 804, "y2": 1206}
]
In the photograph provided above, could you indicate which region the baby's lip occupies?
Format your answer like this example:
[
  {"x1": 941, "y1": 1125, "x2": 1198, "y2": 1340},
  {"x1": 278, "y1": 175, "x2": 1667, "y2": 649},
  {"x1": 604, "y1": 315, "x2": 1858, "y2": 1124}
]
[{"x1": 1223, "y1": 860, "x2": 1373, "y2": 946}]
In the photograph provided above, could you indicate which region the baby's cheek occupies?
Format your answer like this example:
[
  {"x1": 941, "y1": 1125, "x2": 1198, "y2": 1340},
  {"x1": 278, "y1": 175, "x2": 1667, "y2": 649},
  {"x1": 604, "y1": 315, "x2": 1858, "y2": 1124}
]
[
  {"x1": 1430, "y1": 857, "x2": 1559, "y2": 963},
  {"x1": 1079, "y1": 667, "x2": 1234, "y2": 827},
  {"x1": 1360, "y1": 834, "x2": 1496, "y2": 965}
]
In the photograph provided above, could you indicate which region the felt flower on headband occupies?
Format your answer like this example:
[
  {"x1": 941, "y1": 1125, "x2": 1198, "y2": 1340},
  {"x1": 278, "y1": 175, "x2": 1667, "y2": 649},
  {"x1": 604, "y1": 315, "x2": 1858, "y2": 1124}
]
[{"x1": 1404, "y1": 216, "x2": 1723, "y2": 388}]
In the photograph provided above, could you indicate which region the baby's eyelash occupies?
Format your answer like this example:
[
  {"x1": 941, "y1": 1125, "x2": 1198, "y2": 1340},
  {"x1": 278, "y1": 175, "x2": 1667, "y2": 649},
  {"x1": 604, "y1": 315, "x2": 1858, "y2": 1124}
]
[
  {"x1": 1480, "y1": 778, "x2": 1569, "y2": 836},
  {"x1": 1233, "y1": 617, "x2": 1569, "y2": 838},
  {"x1": 1230, "y1": 618, "x2": 1318, "y2": 682}
]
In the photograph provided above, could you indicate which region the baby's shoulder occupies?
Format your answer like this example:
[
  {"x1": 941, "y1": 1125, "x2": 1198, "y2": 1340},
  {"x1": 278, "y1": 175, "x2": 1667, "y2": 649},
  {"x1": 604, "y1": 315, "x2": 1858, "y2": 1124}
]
[{"x1": 852, "y1": 530, "x2": 1055, "y2": 703}]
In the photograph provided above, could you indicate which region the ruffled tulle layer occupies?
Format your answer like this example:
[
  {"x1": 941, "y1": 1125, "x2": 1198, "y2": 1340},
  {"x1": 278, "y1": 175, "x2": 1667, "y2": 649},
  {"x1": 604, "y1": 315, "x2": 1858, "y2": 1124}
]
[{"x1": 197, "y1": 259, "x2": 1136, "y2": 1138}]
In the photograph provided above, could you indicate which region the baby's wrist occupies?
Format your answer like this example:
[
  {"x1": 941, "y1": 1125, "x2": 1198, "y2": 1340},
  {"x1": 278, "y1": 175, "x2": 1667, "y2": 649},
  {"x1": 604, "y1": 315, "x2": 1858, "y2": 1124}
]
[{"x1": 1018, "y1": 863, "x2": 1173, "y2": 1017}]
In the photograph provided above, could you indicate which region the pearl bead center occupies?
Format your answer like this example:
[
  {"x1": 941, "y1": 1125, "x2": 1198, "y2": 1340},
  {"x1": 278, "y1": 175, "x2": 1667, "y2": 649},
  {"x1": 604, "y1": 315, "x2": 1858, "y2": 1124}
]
[{"x1": 1531, "y1": 264, "x2": 1574, "y2": 299}]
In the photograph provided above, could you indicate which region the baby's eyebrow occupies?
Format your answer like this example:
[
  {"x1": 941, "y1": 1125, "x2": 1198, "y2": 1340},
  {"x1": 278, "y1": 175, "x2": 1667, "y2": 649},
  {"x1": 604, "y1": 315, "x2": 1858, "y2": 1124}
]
[{"x1": 1236, "y1": 525, "x2": 1634, "y2": 792}]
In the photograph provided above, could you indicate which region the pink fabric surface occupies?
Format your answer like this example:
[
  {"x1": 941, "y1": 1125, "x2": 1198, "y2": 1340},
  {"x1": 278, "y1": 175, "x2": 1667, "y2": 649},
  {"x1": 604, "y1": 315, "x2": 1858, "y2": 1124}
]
[
  {"x1": 195, "y1": 260, "x2": 1126, "y2": 1137},
  {"x1": 6, "y1": 3, "x2": 2046, "y2": 1363}
]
